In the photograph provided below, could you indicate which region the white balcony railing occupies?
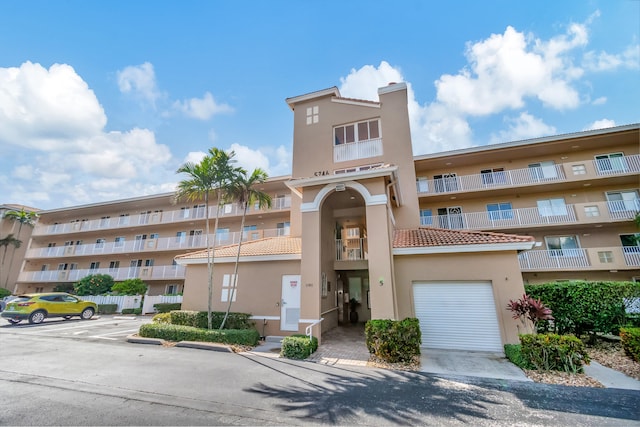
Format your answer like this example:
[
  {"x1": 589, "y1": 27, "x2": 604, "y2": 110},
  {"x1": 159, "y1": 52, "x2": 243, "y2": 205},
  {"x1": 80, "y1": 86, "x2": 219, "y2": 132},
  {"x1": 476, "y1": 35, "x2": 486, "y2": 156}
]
[
  {"x1": 419, "y1": 200, "x2": 639, "y2": 231},
  {"x1": 335, "y1": 238, "x2": 367, "y2": 261},
  {"x1": 25, "y1": 227, "x2": 291, "y2": 259},
  {"x1": 623, "y1": 246, "x2": 640, "y2": 266},
  {"x1": 334, "y1": 138, "x2": 383, "y2": 163},
  {"x1": 519, "y1": 246, "x2": 640, "y2": 271},
  {"x1": 416, "y1": 154, "x2": 640, "y2": 195},
  {"x1": 33, "y1": 196, "x2": 292, "y2": 236},
  {"x1": 19, "y1": 264, "x2": 186, "y2": 283}
]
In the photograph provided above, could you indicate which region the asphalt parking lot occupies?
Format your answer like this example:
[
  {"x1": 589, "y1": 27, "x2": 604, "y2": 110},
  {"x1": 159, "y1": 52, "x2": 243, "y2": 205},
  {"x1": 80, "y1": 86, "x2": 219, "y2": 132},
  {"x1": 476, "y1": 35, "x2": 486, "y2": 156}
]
[{"x1": 0, "y1": 314, "x2": 153, "y2": 342}]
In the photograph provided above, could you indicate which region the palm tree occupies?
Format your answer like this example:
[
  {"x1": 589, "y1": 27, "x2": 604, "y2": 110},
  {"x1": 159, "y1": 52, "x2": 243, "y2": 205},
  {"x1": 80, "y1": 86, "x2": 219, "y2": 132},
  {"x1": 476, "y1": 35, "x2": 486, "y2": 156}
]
[
  {"x1": 220, "y1": 168, "x2": 271, "y2": 330},
  {"x1": 0, "y1": 234, "x2": 21, "y2": 291},
  {"x1": 174, "y1": 148, "x2": 241, "y2": 329},
  {"x1": 3, "y1": 209, "x2": 38, "y2": 288}
]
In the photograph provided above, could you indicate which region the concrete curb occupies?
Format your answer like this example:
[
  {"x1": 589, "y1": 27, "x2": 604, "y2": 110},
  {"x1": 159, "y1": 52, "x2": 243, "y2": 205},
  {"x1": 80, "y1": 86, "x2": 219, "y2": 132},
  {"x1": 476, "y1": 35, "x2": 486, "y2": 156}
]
[
  {"x1": 126, "y1": 334, "x2": 164, "y2": 345},
  {"x1": 176, "y1": 341, "x2": 233, "y2": 352}
]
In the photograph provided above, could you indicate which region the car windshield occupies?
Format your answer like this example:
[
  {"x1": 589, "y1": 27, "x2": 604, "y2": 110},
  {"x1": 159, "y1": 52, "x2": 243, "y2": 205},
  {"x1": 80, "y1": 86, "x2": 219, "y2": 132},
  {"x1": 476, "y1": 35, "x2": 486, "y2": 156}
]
[{"x1": 11, "y1": 296, "x2": 32, "y2": 303}]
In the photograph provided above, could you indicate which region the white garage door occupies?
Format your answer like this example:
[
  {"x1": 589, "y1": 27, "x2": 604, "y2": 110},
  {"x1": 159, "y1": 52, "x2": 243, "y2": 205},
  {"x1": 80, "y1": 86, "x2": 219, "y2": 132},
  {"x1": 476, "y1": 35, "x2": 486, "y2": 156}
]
[{"x1": 413, "y1": 282, "x2": 503, "y2": 352}]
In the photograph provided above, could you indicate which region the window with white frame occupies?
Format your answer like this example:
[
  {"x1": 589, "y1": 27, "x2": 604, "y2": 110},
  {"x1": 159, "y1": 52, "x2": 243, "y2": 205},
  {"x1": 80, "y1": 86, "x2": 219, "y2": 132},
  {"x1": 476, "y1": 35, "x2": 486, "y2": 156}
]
[
  {"x1": 606, "y1": 190, "x2": 639, "y2": 212},
  {"x1": 595, "y1": 152, "x2": 626, "y2": 173},
  {"x1": 584, "y1": 206, "x2": 600, "y2": 217},
  {"x1": 119, "y1": 213, "x2": 130, "y2": 225},
  {"x1": 221, "y1": 274, "x2": 237, "y2": 302},
  {"x1": 597, "y1": 251, "x2": 614, "y2": 263},
  {"x1": 114, "y1": 236, "x2": 125, "y2": 248},
  {"x1": 545, "y1": 235, "x2": 580, "y2": 257},
  {"x1": 216, "y1": 228, "x2": 230, "y2": 244},
  {"x1": 306, "y1": 106, "x2": 319, "y2": 125},
  {"x1": 276, "y1": 222, "x2": 290, "y2": 236},
  {"x1": 95, "y1": 238, "x2": 106, "y2": 249},
  {"x1": 537, "y1": 198, "x2": 567, "y2": 216},
  {"x1": 334, "y1": 119, "x2": 380, "y2": 145},
  {"x1": 109, "y1": 261, "x2": 120, "y2": 271},
  {"x1": 420, "y1": 209, "x2": 433, "y2": 226},
  {"x1": 486, "y1": 202, "x2": 513, "y2": 220},
  {"x1": 572, "y1": 164, "x2": 587, "y2": 175},
  {"x1": 89, "y1": 261, "x2": 100, "y2": 270},
  {"x1": 529, "y1": 161, "x2": 558, "y2": 180},
  {"x1": 481, "y1": 168, "x2": 506, "y2": 185}
]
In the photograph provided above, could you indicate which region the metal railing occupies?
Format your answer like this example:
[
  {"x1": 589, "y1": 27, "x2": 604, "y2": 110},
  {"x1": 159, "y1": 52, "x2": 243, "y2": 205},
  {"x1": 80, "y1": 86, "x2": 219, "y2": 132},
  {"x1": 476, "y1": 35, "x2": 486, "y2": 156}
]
[
  {"x1": 334, "y1": 138, "x2": 383, "y2": 163},
  {"x1": 19, "y1": 264, "x2": 186, "y2": 283},
  {"x1": 335, "y1": 238, "x2": 368, "y2": 261}
]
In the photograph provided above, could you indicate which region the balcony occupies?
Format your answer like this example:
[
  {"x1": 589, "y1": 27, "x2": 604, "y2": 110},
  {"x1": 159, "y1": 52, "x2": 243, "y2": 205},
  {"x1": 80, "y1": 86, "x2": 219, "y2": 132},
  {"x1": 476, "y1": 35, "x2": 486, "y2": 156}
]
[
  {"x1": 419, "y1": 200, "x2": 639, "y2": 231},
  {"x1": 335, "y1": 238, "x2": 368, "y2": 261},
  {"x1": 32, "y1": 196, "x2": 292, "y2": 236},
  {"x1": 334, "y1": 138, "x2": 383, "y2": 163},
  {"x1": 518, "y1": 246, "x2": 640, "y2": 271},
  {"x1": 416, "y1": 154, "x2": 640, "y2": 196},
  {"x1": 25, "y1": 227, "x2": 291, "y2": 259},
  {"x1": 19, "y1": 264, "x2": 186, "y2": 283}
]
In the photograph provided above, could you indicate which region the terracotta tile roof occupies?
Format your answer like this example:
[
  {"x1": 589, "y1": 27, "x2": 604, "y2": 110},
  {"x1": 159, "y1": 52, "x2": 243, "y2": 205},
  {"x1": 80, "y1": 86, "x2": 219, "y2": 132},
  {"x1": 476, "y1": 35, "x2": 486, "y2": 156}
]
[
  {"x1": 176, "y1": 237, "x2": 301, "y2": 261},
  {"x1": 393, "y1": 227, "x2": 535, "y2": 248}
]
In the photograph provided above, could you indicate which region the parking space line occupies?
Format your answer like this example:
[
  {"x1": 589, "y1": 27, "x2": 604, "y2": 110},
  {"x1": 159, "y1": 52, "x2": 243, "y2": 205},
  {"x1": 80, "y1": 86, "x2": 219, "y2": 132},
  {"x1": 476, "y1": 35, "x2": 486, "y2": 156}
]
[
  {"x1": 92, "y1": 328, "x2": 140, "y2": 337},
  {"x1": 17, "y1": 319, "x2": 137, "y2": 333}
]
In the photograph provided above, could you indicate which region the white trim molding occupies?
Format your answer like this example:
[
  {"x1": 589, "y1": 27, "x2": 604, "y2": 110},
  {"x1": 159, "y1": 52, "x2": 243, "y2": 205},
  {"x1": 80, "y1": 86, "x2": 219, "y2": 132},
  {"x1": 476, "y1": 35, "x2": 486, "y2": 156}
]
[
  {"x1": 300, "y1": 181, "x2": 388, "y2": 213},
  {"x1": 393, "y1": 241, "x2": 536, "y2": 255}
]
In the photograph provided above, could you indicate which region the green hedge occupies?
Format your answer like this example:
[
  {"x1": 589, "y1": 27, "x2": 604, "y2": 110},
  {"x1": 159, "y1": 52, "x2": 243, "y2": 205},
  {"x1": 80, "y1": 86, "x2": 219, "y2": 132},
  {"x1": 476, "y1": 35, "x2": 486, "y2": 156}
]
[
  {"x1": 122, "y1": 308, "x2": 142, "y2": 315},
  {"x1": 504, "y1": 344, "x2": 534, "y2": 369},
  {"x1": 169, "y1": 310, "x2": 253, "y2": 329},
  {"x1": 97, "y1": 304, "x2": 118, "y2": 314},
  {"x1": 520, "y1": 333, "x2": 590, "y2": 373},
  {"x1": 525, "y1": 281, "x2": 640, "y2": 336},
  {"x1": 280, "y1": 334, "x2": 319, "y2": 359},
  {"x1": 619, "y1": 327, "x2": 640, "y2": 363},
  {"x1": 153, "y1": 303, "x2": 182, "y2": 313},
  {"x1": 138, "y1": 323, "x2": 260, "y2": 346},
  {"x1": 152, "y1": 312, "x2": 172, "y2": 324},
  {"x1": 365, "y1": 318, "x2": 421, "y2": 363}
]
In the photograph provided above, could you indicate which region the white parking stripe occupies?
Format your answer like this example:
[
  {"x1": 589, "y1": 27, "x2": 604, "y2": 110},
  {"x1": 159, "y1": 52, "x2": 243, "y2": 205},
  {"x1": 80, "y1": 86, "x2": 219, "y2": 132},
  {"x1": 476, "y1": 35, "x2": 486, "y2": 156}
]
[
  {"x1": 92, "y1": 328, "x2": 140, "y2": 337},
  {"x1": 18, "y1": 319, "x2": 138, "y2": 333}
]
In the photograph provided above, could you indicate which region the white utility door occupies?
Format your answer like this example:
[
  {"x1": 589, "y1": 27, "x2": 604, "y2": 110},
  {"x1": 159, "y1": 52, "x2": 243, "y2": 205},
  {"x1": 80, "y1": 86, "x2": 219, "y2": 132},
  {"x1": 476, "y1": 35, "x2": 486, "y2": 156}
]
[
  {"x1": 281, "y1": 275, "x2": 301, "y2": 331},
  {"x1": 413, "y1": 282, "x2": 502, "y2": 352}
]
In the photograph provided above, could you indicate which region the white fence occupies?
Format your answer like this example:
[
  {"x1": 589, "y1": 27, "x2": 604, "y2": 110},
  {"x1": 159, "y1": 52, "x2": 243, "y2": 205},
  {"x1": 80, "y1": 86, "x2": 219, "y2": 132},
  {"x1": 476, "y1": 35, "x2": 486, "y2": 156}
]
[{"x1": 80, "y1": 294, "x2": 183, "y2": 314}]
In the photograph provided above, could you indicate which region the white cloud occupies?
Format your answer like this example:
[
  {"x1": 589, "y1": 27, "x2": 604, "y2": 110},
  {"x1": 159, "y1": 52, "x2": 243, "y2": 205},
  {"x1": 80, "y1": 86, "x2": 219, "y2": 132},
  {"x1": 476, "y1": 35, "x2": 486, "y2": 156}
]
[
  {"x1": 228, "y1": 143, "x2": 270, "y2": 173},
  {"x1": 490, "y1": 113, "x2": 557, "y2": 144},
  {"x1": 583, "y1": 119, "x2": 616, "y2": 131},
  {"x1": 183, "y1": 151, "x2": 208, "y2": 165},
  {"x1": 339, "y1": 61, "x2": 405, "y2": 101},
  {"x1": 173, "y1": 92, "x2": 233, "y2": 120},
  {"x1": 0, "y1": 61, "x2": 177, "y2": 209},
  {"x1": 117, "y1": 62, "x2": 162, "y2": 106},
  {"x1": 583, "y1": 44, "x2": 640, "y2": 72},
  {"x1": 592, "y1": 96, "x2": 607, "y2": 105}
]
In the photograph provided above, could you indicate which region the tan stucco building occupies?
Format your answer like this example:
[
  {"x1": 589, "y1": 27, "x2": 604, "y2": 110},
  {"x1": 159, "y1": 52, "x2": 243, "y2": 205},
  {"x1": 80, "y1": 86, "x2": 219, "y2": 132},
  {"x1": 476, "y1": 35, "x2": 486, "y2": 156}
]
[{"x1": 10, "y1": 83, "x2": 639, "y2": 351}]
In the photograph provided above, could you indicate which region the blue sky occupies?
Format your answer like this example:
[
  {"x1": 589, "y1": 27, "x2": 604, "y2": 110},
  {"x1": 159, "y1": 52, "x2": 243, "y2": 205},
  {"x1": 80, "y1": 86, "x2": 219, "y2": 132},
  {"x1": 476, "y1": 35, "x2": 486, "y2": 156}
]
[{"x1": 0, "y1": 1, "x2": 638, "y2": 210}]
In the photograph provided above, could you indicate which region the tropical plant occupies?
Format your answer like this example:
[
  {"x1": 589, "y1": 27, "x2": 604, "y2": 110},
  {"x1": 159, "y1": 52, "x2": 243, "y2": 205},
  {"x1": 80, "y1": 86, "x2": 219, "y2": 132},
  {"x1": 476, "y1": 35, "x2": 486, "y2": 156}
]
[
  {"x1": 74, "y1": 274, "x2": 115, "y2": 296},
  {"x1": 220, "y1": 168, "x2": 271, "y2": 329},
  {"x1": 506, "y1": 293, "x2": 554, "y2": 334},
  {"x1": 2, "y1": 209, "x2": 38, "y2": 288},
  {"x1": 174, "y1": 148, "x2": 241, "y2": 329},
  {"x1": 112, "y1": 278, "x2": 148, "y2": 295},
  {"x1": 0, "y1": 234, "x2": 21, "y2": 290}
]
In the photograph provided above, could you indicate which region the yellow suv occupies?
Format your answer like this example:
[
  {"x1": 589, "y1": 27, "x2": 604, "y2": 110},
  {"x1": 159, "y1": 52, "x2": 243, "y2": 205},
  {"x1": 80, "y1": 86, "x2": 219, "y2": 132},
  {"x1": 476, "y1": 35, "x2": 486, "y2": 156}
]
[{"x1": 1, "y1": 292, "x2": 97, "y2": 325}]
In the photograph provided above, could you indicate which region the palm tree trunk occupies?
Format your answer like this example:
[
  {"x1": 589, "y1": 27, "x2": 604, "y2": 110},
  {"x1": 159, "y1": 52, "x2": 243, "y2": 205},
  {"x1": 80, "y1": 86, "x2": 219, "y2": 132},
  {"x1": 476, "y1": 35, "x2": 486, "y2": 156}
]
[
  {"x1": 207, "y1": 190, "x2": 223, "y2": 330},
  {"x1": 220, "y1": 202, "x2": 248, "y2": 329},
  {"x1": 4, "y1": 223, "x2": 23, "y2": 289}
]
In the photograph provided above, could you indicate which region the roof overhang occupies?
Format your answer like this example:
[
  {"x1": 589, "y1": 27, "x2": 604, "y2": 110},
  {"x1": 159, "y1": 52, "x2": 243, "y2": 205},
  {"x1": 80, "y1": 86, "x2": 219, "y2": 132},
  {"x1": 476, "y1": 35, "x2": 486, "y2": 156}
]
[
  {"x1": 393, "y1": 241, "x2": 536, "y2": 255},
  {"x1": 175, "y1": 253, "x2": 301, "y2": 265},
  {"x1": 286, "y1": 87, "x2": 340, "y2": 110}
]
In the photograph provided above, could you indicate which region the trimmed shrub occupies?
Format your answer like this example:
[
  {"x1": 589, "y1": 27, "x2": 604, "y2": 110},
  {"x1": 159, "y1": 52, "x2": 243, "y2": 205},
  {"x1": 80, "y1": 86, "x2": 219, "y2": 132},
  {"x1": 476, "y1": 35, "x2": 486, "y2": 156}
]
[
  {"x1": 619, "y1": 327, "x2": 640, "y2": 363},
  {"x1": 97, "y1": 304, "x2": 118, "y2": 314},
  {"x1": 519, "y1": 333, "x2": 590, "y2": 373},
  {"x1": 154, "y1": 303, "x2": 182, "y2": 313},
  {"x1": 74, "y1": 274, "x2": 115, "y2": 296},
  {"x1": 138, "y1": 323, "x2": 260, "y2": 346},
  {"x1": 365, "y1": 318, "x2": 421, "y2": 363},
  {"x1": 525, "y1": 281, "x2": 640, "y2": 337},
  {"x1": 53, "y1": 283, "x2": 75, "y2": 293},
  {"x1": 152, "y1": 312, "x2": 172, "y2": 324},
  {"x1": 504, "y1": 344, "x2": 534, "y2": 369},
  {"x1": 280, "y1": 334, "x2": 319, "y2": 359},
  {"x1": 111, "y1": 278, "x2": 148, "y2": 295},
  {"x1": 170, "y1": 310, "x2": 253, "y2": 329},
  {"x1": 122, "y1": 308, "x2": 142, "y2": 315},
  {"x1": 0, "y1": 288, "x2": 11, "y2": 298}
]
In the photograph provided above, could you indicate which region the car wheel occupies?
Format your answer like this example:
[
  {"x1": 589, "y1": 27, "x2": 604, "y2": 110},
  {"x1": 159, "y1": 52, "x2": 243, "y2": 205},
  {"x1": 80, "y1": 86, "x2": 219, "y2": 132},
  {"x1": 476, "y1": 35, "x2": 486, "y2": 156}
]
[
  {"x1": 29, "y1": 310, "x2": 46, "y2": 324},
  {"x1": 7, "y1": 319, "x2": 21, "y2": 325},
  {"x1": 80, "y1": 307, "x2": 95, "y2": 320}
]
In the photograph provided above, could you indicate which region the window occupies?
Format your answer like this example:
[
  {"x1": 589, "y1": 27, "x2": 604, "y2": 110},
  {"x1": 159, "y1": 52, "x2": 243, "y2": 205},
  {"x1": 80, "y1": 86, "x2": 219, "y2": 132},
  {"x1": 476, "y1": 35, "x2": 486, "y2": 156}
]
[
  {"x1": 145, "y1": 259, "x2": 154, "y2": 267},
  {"x1": 620, "y1": 234, "x2": 640, "y2": 248},
  {"x1": 114, "y1": 236, "x2": 125, "y2": 248},
  {"x1": 345, "y1": 227, "x2": 360, "y2": 238},
  {"x1": 176, "y1": 231, "x2": 186, "y2": 243},
  {"x1": 221, "y1": 274, "x2": 237, "y2": 302},
  {"x1": 109, "y1": 261, "x2": 120, "y2": 271},
  {"x1": 95, "y1": 238, "x2": 106, "y2": 249},
  {"x1": 166, "y1": 284, "x2": 178, "y2": 295},
  {"x1": 481, "y1": 168, "x2": 506, "y2": 185},
  {"x1": 572, "y1": 164, "x2": 586, "y2": 175},
  {"x1": 416, "y1": 177, "x2": 429, "y2": 193},
  {"x1": 595, "y1": 153, "x2": 626, "y2": 173},
  {"x1": 193, "y1": 204, "x2": 206, "y2": 218},
  {"x1": 597, "y1": 251, "x2": 614, "y2": 263},
  {"x1": 334, "y1": 119, "x2": 380, "y2": 145},
  {"x1": 545, "y1": 235, "x2": 580, "y2": 257},
  {"x1": 306, "y1": 106, "x2": 319, "y2": 125},
  {"x1": 180, "y1": 207, "x2": 190, "y2": 218},
  {"x1": 433, "y1": 174, "x2": 458, "y2": 192},
  {"x1": 529, "y1": 161, "x2": 558, "y2": 180},
  {"x1": 276, "y1": 222, "x2": 290, "y2": 236},
  {"x1": 216, "y1": 228, "x2": 230, "y2": 244},
  {"x1": 537, "y1": 198, "x2": 567, "y2": 216},
  {"x1": 243, "y1": 225, "x2": 258, "y2": 240},
  {"x1": 100, "y1": 216, "x2": 110, "y2": 227},
  {"x1": 584, "y1": 206, "x2": 600, "y2": 217},
  {"x1": 437, "y1": 207, "x2": 463, "y2": 229},
  {"x1": 486, "y1": 202, "x2": 513, "y2": 220},
  {"x1": 119, "y1": 213, "x2": 130, "y2": 225},
  {"x1": 420, "y1": 209, "x2": 433, "y2": 226},
  {"x1": 606, "y1": 190, "x2": 639, "y2": 212},
  {"x1": 89, "y1": 262, "x2": 100, "y2": 270}
]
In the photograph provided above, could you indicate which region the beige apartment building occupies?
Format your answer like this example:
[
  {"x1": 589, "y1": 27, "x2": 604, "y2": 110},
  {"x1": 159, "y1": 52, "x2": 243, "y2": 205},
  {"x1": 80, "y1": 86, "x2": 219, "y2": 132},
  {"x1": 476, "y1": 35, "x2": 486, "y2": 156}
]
[{"x1": 9, "y1": 82, "x2": 639, "y2": 351}]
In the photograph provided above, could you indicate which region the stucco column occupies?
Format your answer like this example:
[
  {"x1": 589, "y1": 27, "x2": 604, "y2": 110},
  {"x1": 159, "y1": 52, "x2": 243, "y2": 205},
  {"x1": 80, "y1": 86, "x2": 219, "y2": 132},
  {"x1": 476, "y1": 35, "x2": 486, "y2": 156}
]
[
  {"x1": 365, "y1": 203, "x2": 396, "y2": 319},
  {"x1": 300, "y1": 210, "x2": 321, "y2": 329}
]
